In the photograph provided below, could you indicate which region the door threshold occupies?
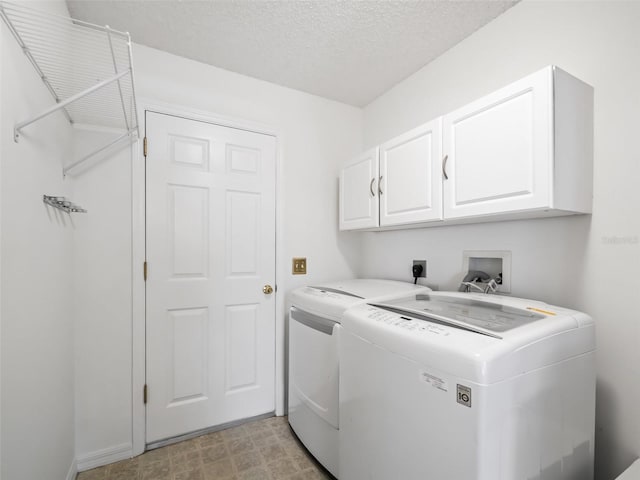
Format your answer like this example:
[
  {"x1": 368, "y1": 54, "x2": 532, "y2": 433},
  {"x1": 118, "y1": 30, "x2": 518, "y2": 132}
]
[{"x1": 145, "y1": 411, "x2": 276, "y2": 451}]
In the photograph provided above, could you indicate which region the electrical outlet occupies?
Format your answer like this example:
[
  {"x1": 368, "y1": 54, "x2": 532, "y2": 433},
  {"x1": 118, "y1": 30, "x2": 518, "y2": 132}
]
[
  {"x1": 292, "y1": 257, "x2": 307, "y2": 275},
  {"x1": 412, "y1": 260, "x2": 427, "y2": 278}
]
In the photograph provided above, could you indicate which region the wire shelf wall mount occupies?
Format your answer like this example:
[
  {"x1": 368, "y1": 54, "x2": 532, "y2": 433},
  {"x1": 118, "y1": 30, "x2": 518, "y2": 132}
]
[
  {"x1": 43, "y1": 195, "x2": 87, "y2": 213},
  {"x1": 0, "y1": 1, "x2": 139, "y2": 175}
]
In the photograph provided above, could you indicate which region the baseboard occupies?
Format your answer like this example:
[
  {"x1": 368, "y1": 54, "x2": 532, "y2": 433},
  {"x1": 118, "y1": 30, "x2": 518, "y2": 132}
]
[
  {"x1": 76, "y1": 443, "x2": 133, "y2": 472},
  {"x1": 66, "y1": 458, "x2": 77, "y2": 480}
]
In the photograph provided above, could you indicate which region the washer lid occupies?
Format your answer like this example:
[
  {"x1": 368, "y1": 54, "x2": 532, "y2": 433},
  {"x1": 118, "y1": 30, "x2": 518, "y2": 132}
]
[
  {"x1": 290, "y1": 279, "x2": 430, "y2": 322},
  {"x1": 312, "y1": 278, "x2": 427, "y2": 299},
  {"x1": 342, "y1": 292, "x2": 595, "y2": 383},
  {"x1": 374, "y1": 294, "x2": 545, "y2": 339}
]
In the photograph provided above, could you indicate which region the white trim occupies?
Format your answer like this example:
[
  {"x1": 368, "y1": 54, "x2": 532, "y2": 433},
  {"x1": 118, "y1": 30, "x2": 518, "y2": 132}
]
[
  {"x1": 131, "y1": 133, "x2": 146, "y2": 457},
  {"x1": 274, "y1": 132, "x2": 285, "y2": 416},
  {"x1": 131, "y1": 98, "x2": 285, "y2": 455},
  {"x1": 76, "y1": 443, "x2": 133, "y2": 472},
  {"x1": 137, "y1": 97, "x2": 279, "y2": 138},
  {"x1": 65, "y1": 458, "x2": 77, "y2": 480}
]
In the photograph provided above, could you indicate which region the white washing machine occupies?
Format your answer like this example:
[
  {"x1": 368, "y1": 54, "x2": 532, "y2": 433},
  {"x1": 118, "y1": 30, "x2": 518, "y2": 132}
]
[
  {"x1": 288, "y1": 279, "x2": 430, "y2": 477},
  {"x1": 339, "y1": 291, "x2": 596, "y2": 480}
]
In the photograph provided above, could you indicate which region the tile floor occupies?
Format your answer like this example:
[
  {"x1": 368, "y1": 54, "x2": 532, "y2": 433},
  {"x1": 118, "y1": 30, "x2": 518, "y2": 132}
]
[{"x1": 77, "y1": 416, "x2": 333, "y2": 480}]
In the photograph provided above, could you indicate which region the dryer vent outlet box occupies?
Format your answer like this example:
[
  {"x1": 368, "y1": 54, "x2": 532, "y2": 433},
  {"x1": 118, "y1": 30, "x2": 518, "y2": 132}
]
[{"x1": 462, "y1": 251, "x2": 511, "y2": 293}]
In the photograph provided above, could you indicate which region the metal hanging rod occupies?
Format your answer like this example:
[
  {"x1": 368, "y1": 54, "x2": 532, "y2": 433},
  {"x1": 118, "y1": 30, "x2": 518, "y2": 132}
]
[
  {"x1": 63, "y1": 127, "x2": 136, "y2": 175},
  {"x1": 43, "y1": 195, "x2": 87, "y2": 213},
  {"x1": 0, "y1": 1, "x2": 140, "y2": 175}
]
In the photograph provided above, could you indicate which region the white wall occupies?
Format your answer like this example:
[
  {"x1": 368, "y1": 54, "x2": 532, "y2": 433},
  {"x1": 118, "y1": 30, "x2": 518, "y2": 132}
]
[
  {"x1": 0, "y1": 1, "x2": 77, "y2": 479},
  {"x1": 72, "y1": 132, "x2": 133, "y2": 468},
  {"x1": 72, "y1": 44, "x2": 363, "y2": 465},
  {"x1": 359, "y1": 1, "x2": 640, "y2": 479}
]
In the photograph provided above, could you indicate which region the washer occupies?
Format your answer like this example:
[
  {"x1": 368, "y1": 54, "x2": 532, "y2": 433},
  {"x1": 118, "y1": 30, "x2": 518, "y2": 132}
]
[
  {"x1": 288, "y1": 279, "x2": 430, "y2": 477},
  {"x1": 339, "y1": 291, "x2": 596, "y2": 480}
]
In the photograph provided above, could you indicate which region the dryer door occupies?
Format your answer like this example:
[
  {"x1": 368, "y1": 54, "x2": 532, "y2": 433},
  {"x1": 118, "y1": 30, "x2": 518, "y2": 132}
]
[{"x1": 289, "y1": 307, "x2": 339, "y2": 428}]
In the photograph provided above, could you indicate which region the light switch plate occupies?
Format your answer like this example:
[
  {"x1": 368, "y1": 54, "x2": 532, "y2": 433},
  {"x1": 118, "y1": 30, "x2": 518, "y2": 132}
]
[{"x1": 292, "y1": 257, "x2": 307, "y2": 275}]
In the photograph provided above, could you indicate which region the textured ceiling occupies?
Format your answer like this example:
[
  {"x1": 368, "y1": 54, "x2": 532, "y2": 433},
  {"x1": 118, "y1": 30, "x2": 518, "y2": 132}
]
[{"x1": 66, "y1": 0, "x2": 518, "y2": 107}]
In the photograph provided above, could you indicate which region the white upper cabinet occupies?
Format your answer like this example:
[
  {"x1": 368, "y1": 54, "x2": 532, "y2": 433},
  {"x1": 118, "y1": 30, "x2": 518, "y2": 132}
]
[
  {"x1": 339, "y1": 148, "x2": 380, "y2": 230},
  {"x1": 340, "y1": 120, "x2": 443, "y2": 231},
  {"x1": 379, "y1": 119, "x2": 443, "y2": 226},
  {"x1": 339, "y1": 65, "x2": 593, "y2": 231},
  {"x1": 443, "y1": 66, "x2": 593, "y2": 220}
]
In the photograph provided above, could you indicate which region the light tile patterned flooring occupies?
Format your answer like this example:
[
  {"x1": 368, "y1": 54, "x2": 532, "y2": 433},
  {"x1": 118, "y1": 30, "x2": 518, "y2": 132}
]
[{"x1": 77, "y1": 416, "x2": 333, "y2": 480}]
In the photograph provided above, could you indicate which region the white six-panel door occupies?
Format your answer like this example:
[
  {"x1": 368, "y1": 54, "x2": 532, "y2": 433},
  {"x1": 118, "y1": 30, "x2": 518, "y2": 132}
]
[{"x1": 145, "y1": 111, "x2": 276, "y2": 443}]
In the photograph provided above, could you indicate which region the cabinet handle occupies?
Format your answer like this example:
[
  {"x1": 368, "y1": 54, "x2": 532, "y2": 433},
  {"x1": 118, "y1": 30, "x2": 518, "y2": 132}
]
[
  {"x1": 378, "y1": 176, "x2": 383, "y2": 195},
  {"x1": 369, "y1": 178, "x2": 375, "y2": 197},
  {"x1": 442, "y1": 155, "x2": 449, "y2": 180}
]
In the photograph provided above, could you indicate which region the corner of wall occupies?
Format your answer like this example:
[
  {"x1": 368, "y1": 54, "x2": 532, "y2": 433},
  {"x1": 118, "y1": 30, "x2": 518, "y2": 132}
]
[
  {"x1": 66, "y1": 459, "x2": 77, "y2": 480},
  {"x1": 76, "y1": 443, "x2": 133, "y2": 473}
]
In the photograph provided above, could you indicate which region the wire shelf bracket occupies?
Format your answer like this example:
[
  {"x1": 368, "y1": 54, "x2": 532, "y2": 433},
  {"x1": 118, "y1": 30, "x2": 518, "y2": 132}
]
[
  {"x1": 0, "y1": 1, "x2": 140, "y2": 174},
  {"x1": 14, "y1": 69, "x2": 131, "y2": 142}
]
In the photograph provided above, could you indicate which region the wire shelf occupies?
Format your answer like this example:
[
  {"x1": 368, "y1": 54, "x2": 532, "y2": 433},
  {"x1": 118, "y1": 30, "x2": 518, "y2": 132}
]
[{"x1": 0, "y1": 1, "x2": 139, "y2": 175}]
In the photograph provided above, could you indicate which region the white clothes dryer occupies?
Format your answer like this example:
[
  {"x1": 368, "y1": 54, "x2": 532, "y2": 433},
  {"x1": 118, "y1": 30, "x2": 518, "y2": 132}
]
[
  {"x1": 288, "y1": 279, "x2": 430, "y2": 477},
  {"x1": 339, "y1": 291, "x2": 596, "y2": 480}
]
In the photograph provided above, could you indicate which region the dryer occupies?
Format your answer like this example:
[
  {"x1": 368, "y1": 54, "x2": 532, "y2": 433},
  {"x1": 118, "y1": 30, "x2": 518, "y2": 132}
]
[
  {"x1": 288, "y1": 279, "x2": 430, "y2": 477},
  {"x1": 339, "y1": 291, "x2": 596, "y2": 480}
]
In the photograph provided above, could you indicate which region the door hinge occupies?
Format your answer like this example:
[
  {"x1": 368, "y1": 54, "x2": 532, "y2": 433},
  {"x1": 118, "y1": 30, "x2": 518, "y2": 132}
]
[
  {"x1": 143, "y1": 261, "x2": 148, "y2": 281},
  {"x1": 143, "y1": 136, "x2": 148, "y2": 157},
  {"x1": 143, "y1": 384, "x2": 148, "y2": 404}
]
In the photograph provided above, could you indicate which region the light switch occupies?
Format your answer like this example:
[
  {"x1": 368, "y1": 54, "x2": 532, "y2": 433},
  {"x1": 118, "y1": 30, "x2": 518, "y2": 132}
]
[{"x1": 292, "y1": 257, "x2": 307, "y2": 275}]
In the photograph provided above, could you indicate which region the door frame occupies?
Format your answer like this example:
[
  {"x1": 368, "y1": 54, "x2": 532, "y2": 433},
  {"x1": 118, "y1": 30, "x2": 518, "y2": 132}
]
[{"x1": 132, "y1": 99, "x2": 285, "y2": 456}]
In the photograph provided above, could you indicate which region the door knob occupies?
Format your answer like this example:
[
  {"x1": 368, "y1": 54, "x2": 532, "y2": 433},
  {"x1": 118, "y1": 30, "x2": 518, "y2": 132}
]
[{"x1": 263, "y1": 285, "x2": 274, "y2": 295}]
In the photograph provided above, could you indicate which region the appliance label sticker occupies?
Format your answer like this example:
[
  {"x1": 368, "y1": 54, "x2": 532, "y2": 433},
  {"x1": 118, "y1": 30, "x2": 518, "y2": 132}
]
[
  {"x1": 420, "y1": 371, "x2": 448, "y2": 392},
  {"x1": 457, "y1": 384, "x2": 472, "y2": 408}
]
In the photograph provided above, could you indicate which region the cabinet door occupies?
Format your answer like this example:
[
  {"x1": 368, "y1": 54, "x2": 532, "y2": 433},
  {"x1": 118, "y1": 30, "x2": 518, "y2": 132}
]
[
  {"x1": 379, "y1": 119, "x2": 443, "y2": 226},
  {"x1": 339, "y1": 148, "x2": 379, "y2": 230},
  {"x1": 443, "y1": 67, "x2": 553, "y2": 219}
]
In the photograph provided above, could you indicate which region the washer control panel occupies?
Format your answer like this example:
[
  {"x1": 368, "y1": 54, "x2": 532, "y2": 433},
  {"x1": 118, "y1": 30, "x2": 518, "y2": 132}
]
[{"x1": 366, "y1": 307, "x2": 451, "y2": 337}]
